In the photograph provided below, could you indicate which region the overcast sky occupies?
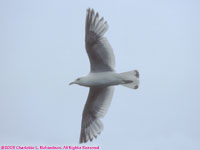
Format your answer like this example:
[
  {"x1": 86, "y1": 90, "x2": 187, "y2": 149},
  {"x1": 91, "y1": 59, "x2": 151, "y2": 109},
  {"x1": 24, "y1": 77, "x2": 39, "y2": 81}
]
[{"x1": 0, "y1": 0, "x2": 200, "y2": 149}]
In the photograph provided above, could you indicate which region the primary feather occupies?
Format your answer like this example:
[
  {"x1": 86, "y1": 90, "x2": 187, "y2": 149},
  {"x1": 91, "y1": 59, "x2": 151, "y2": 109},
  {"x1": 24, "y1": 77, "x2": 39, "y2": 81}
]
[
  {"x1": 85, "y1": 8, "x2": 115, "y2": 72},
  {"x1": 80, "y1": 87, "x2": 114, "y2": 143}
]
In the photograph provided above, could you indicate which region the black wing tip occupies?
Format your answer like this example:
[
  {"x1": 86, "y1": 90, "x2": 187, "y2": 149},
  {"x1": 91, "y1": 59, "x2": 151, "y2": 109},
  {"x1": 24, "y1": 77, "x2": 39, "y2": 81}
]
[
  {"x1": 86, "y1": 8, "x2": 100, "y2": 18},
  {"x1": 87, "y1": 8, "x2": 95, "y2": 13},
  {"x1": 79, "y1": 117, "x2": 103, "y2": 144},
  {"x1": 79, "y1": 132, "x2": 100, "y2": 144}
]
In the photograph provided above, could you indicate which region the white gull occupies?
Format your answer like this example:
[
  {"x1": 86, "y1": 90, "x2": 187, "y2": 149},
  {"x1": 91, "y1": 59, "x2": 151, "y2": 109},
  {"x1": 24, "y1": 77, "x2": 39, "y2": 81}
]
[{"x1": 69, "y1": 8, "x2": 139, "y2": 143}]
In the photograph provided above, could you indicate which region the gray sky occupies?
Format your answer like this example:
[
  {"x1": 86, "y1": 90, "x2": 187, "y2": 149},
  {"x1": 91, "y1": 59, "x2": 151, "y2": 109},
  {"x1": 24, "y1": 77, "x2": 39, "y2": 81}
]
[{"x1": 0, "y1": 0, "x2": 200, "y2": 149}]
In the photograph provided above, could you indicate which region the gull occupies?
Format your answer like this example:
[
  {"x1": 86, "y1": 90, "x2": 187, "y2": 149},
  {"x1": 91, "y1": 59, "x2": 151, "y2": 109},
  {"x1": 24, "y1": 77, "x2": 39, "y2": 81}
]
[{"x1": 69, "y1": 8, "x2": 139, "y2": 143}]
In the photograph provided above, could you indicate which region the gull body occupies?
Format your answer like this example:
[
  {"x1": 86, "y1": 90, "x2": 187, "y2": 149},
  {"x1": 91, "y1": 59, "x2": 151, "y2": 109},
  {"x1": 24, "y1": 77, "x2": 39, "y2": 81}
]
[
  {"x1": 70, "y1": 71, "x2": 139, "y2": 88},
  {"x1": 71, "y1": 72, "x2": 123, "y2": 87},
  {"x1": 69, "y1": 8, "x2": 140, "y2": 143}
]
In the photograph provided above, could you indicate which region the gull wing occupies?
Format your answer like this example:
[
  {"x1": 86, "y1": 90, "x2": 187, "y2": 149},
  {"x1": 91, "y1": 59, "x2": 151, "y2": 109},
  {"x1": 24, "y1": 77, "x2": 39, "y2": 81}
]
[
  {"x1": 85, "y1": 9, "x2": 115, "y2": 72},
  {"x1": 79, "y1": 86, "x2": 114, "y2": 143}
]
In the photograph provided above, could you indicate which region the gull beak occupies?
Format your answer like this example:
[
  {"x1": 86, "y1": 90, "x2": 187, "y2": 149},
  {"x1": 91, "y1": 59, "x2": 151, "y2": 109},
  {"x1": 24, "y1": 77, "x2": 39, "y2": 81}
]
[{"x1": 69, "y1": 82, "x2": 75, "y2": 85}]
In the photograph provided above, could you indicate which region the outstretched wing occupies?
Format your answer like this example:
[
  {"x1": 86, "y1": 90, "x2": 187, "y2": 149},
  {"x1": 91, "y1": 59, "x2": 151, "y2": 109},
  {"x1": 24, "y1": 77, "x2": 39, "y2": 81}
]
[
  {"x1": 79, "y1": 86, "x2": 114, "y2": 143},
  {"x1": 85, "y1": 8, "x2": 115, "y2": 72}
]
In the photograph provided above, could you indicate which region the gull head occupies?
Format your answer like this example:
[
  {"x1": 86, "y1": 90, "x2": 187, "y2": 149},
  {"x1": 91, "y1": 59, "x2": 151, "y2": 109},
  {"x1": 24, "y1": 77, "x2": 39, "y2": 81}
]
[{"x1": 69, "y1": 77, "x2": 82, "y2": 85}]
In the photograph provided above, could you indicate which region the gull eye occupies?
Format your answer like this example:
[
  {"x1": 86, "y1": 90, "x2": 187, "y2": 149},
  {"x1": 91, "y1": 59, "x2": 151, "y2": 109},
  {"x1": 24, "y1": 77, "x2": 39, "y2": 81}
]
[{"x1": 77, "y1": 78, "x2": 80, "y2": 81}]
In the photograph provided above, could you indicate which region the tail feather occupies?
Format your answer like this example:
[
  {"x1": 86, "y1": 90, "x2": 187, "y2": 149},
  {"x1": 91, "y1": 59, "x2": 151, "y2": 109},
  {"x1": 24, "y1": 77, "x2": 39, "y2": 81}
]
[{"x1": 120, "y1": 70, "x2": 139, "y2": 89}]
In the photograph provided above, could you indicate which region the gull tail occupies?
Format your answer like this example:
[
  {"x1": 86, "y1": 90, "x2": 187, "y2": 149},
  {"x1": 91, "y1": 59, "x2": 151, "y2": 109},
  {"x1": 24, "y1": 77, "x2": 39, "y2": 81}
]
[{"x1": 120, "y1": 70, "x2": 139, "y2": 89}]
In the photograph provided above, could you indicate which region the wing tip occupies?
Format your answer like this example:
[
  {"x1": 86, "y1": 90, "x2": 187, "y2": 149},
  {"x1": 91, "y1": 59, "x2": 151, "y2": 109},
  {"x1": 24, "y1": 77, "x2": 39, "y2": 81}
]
[
  {"x1": 79, "y1": 117, "x2": 104, "y2": 143},
  {"x1": 85, "y1": 8, "x2": 109, "y2": 38}
]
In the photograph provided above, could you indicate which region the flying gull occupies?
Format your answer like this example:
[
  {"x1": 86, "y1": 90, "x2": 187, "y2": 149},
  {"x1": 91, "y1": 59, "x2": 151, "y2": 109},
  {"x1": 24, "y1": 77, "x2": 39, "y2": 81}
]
[{"x1": 69, "y1": 8, "x2": 139, "y2": 143}]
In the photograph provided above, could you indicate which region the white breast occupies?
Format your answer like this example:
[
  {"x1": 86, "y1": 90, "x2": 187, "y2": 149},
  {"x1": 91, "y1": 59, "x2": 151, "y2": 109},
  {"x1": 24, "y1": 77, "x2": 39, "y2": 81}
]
[{"x1": 83, "y1": 72, "x2": 123, "y2": 87}]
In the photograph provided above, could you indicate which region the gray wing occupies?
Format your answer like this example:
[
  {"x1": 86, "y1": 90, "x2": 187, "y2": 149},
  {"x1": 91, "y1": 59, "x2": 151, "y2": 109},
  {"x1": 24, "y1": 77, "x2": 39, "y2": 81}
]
[
  {"x1": 85, "y1": 8, "x2": 115, "y2": 72},
  {"x1": 79, "y1": 86, "x2": 114, "y2": 143}
]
